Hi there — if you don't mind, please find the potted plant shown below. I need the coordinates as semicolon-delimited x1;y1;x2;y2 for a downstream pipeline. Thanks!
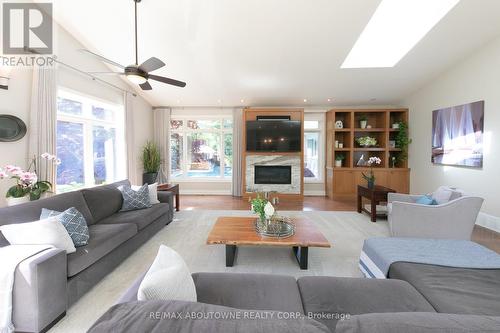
141;141;161;185
359;115;368;129
356;136;378;147
395;121;412;162
335;154;345;167
0;153;59;206
362;157;382;189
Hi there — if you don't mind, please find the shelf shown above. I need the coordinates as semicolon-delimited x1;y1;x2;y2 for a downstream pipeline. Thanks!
334;148;350;151
333;128;351;132
388;128;401;132
353;148;386;151
354;128;385;132
389;148;402;152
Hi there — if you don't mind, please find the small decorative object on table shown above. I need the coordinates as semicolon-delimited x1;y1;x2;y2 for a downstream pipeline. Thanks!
0;153;60;206
362;157;382;189
359;115;368;129
356;136;377;147
250;193;294;238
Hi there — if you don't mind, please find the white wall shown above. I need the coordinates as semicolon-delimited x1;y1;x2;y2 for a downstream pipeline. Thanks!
0;24;153;206
404;35;500;231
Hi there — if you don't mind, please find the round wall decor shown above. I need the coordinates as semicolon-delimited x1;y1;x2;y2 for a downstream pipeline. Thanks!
0;115;27;142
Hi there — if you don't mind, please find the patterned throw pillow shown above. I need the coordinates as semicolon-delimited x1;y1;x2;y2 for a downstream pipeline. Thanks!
40;207;90;247
119;184;152;212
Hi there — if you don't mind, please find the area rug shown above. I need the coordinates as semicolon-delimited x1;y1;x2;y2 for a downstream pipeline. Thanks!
49;210;389;333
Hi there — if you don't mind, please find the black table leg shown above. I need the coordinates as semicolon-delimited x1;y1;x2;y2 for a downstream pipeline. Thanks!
226;245;237;267
292;246;308;270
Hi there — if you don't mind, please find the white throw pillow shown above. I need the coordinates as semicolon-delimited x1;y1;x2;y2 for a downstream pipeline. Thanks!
137;245;197;302
0;217;76;253
132;183;160;204
431;186;453;205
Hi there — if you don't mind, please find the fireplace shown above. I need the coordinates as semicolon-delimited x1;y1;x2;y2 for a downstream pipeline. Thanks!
254;165;292;185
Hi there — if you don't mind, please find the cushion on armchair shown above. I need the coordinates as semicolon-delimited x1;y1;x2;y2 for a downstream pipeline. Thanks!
431;186;453;204
416;195;438;205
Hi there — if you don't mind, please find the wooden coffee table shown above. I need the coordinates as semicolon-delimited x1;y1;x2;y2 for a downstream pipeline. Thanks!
206;216;331;270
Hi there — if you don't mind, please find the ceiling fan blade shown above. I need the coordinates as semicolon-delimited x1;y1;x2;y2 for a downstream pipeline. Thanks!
149;74;186;87
79;49;126;69
88;72;124;75
139;81;152;90
139;57;165;73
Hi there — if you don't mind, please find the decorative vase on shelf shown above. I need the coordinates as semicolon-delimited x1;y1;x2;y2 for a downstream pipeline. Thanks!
334;160;342;167
6;195;30;206
360;120;368;129
367;179;375;189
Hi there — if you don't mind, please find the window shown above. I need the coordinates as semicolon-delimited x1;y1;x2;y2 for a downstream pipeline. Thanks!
56;89;125;193
170;117;232;180
304;115;325;182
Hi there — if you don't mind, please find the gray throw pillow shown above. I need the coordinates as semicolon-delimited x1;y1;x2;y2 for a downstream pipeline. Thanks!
119;184;152;212
40;207;90;247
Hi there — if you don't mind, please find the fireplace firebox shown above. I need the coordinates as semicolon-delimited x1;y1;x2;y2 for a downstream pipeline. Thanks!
254;165;292;185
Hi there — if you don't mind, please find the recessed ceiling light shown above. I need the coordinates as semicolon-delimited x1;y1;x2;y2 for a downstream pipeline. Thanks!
240;99;245;103
176;99;180;103
217;99;222;103
341;0;459;68
327;98;333;102
303;99;308;103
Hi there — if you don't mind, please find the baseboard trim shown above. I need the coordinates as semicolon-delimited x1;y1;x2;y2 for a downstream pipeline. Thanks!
304;190;326;196
476;212;500;233
179;190;232;195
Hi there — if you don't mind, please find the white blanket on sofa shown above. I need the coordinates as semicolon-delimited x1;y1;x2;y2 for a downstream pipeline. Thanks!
0;245;53;333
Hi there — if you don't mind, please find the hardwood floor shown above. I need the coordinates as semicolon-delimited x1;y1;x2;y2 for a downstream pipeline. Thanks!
180;195;500;253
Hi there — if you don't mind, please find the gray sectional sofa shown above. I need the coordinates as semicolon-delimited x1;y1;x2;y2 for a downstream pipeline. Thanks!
90;265;500;332
0;180;174;333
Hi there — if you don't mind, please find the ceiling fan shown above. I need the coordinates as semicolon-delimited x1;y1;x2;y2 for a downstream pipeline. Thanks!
81;0;186;90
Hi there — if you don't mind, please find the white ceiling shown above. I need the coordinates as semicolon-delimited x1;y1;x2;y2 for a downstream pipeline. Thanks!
52;0;500;107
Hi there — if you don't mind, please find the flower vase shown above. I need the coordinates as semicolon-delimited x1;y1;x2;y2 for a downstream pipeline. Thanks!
6;195;30;206
367;179;375;189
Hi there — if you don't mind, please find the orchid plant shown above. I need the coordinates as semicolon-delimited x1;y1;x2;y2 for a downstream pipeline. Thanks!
362;156;382;188
0;153;61;200
250;192;275;222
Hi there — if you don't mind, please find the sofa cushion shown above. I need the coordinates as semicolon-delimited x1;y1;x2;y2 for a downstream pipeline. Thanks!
81;180;130;223
192;272;304;314
67;223;137;277
119;184;152;212
0;190;94;226
88;300;330;333
298;276;435;332
389;262;500;316
98;203;169;231
41;207;90;247
335;313;500;333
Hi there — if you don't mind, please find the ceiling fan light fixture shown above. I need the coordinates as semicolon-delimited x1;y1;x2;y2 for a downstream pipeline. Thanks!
126;73;147;84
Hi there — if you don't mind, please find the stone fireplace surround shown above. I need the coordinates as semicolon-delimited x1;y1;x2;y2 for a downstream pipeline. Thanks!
245;155;301;194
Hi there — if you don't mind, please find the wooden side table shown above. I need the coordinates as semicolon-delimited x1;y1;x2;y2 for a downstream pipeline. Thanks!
357;185;395;222
157;183;180;211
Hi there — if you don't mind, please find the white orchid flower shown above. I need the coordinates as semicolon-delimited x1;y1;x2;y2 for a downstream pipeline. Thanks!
264;202;275;218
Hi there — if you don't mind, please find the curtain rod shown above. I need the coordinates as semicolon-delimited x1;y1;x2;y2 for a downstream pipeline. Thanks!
54;57;137;97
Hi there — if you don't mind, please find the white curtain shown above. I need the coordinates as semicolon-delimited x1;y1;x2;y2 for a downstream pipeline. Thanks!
29;67;57;187
154;107;171;184
232;108;243;196
124;92;137;184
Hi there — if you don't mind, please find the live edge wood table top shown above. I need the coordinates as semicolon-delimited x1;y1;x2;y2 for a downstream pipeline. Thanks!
206;216;331;269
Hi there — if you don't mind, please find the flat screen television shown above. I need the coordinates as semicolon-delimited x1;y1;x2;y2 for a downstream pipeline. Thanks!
246;120;301;152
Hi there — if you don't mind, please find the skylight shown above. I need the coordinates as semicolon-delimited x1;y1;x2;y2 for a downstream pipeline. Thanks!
341;0;460;68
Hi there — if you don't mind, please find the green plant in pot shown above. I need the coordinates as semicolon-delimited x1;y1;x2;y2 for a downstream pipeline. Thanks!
335;154;345;167
395;121;412;163
141;141;161;185
359;115;368;129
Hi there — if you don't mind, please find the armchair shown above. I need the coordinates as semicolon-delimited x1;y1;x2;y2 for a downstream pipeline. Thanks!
388;192;483;240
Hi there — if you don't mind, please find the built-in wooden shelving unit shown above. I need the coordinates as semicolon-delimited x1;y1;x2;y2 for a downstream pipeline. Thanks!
326;109;410;196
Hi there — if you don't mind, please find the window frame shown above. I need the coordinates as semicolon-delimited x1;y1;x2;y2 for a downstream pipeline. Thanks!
304;113;325;183
170;115;233;182
56;88;125;192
